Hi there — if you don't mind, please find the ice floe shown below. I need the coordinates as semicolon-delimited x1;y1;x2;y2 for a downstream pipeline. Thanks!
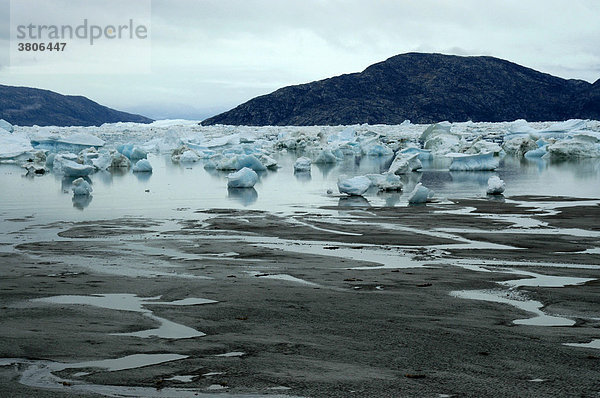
227;167;258;188
486;176;505;195
0;119;14;133
294;156;312;172
447;152;499;171
408;183;434;204
337;175;372;196
132;159;153;172
71;177;93;196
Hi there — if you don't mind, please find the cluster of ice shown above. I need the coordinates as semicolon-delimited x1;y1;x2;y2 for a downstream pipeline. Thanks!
447;152;499;171
408;183;434;204
503;119;600;160
486;176;506;195
2;117;599;207
227;167;258;188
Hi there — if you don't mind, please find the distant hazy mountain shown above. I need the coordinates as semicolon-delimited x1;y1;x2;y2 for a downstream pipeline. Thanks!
202;53;600;126
0;85;153;127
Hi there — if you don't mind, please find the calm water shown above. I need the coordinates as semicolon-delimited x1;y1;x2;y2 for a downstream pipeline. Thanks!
1;152;599;224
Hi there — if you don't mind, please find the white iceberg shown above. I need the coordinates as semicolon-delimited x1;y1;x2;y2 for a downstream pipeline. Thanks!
419;122;452;144
294;157;312;172
117;144;148;160
179;149;201;163
328;127;356;143
408;183;434;204
132;159;153;172
237;155;267;171
366;173;403;191
72;178;93;196
314;149;340;164
360;139;393;156
227;167;258;188
503;136;538;157
0;130;33;161
258;154;278;169
447;152;499;171
388;152;422;175
53;154;95;177
31;133;105;153
545;134;600;159
486;176;505;195
0;119;14;133
111;152;131;168
399;147;432;161
337;175;372;196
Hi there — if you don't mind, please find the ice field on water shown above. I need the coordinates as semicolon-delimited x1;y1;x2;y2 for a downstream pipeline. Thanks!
1;118;600;221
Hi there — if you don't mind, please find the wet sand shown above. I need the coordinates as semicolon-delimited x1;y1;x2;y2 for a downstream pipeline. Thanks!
1;196;599;397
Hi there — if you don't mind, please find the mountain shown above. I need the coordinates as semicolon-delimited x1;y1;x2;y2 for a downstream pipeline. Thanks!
0;85;153;126
201;53;599;126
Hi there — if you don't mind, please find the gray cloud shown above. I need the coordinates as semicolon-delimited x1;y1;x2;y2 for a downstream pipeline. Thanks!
0;0;599;119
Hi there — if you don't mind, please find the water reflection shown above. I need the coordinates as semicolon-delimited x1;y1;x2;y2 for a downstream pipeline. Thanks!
227;187;258;206
72;194;93;210
134;171;152;182
294;171;311;182
338;196;370;207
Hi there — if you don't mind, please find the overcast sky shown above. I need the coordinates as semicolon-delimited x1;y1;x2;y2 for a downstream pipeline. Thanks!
1;0;599;120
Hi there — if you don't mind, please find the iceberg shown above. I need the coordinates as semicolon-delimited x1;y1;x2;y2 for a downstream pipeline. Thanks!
72;177;93;196
399;147;432;161
236;155;267;171
503;137;538;157
227;167;258;188
337;175;372;196
0;130;33;161
388;152;422;175
53;155;95;177
294;157;312;172
258;154;278;169
419;122;452;144
179;150;201;163
366;173;403;191
0;119;14;133
31;133;105;153
328;127;356;143
545;134;600;159
408;183;434;204
117;144;148;160
314;149;340;164
447;152;499;171
111;152;131;168
486;176;505;195
132;159;153;172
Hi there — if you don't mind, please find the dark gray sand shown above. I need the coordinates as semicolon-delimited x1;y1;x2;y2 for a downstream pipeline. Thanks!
1;196;599;397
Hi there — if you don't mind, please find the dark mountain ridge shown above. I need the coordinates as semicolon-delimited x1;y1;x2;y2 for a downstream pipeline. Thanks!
202;53;599;126
0;85;153;127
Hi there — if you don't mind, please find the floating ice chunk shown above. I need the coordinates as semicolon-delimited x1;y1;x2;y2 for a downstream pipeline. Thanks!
447;152;499;171
388;152;422;175
328;127;356;143
399;147;432;161
0;130;33;161
117;144;147;160
524;145;548;158
237;155;267;171
366;173;403;191
111;152;131;168
424;133;461;155
503;136;538;157
464;138;503;155
486;176;505;195
132;159;153;172
227;167;258;188
92;150;112;170
545;134;600;159
258;154;278;169
294;156;312;172
72;178;93;196
505;119;539;139
540;119;587;134
337;175;372;196
216;155;239;170
179;150;201;163
0;119;14;133
205;133;240;148
360;140;393;156
408;183;434;204
419;122;451;143
31;133;104;153
53;155;95;177
314;149;340;164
